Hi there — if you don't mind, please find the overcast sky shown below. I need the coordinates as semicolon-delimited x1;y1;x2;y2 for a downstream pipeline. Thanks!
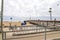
0;0;60;21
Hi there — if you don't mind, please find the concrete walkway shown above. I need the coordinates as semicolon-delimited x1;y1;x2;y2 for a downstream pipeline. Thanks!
6;31;60;40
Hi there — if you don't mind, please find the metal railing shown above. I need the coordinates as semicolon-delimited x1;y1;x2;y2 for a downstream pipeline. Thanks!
1;20;60;40
2;23;60;40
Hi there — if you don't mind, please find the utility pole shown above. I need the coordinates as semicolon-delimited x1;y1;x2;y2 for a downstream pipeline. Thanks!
1;0;4;40
49;8;52;20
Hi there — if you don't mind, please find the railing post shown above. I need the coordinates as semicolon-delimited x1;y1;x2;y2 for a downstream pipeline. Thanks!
53;19;56;30
3;32;6;40
47;21;48;26
54;21;55;26
43;22;46;40
40;21;41;26
45;26;46;40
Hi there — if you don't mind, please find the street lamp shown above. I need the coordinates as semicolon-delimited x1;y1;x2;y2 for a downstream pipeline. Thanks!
9;17;13;30
49;8;52;20
10;17;12;22
1;0;4;40
10;17;12;27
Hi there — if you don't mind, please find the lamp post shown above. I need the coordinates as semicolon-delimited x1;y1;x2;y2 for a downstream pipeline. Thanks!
9;17;13;30
49;8;52;20
1;0;4;40
10;17;12;27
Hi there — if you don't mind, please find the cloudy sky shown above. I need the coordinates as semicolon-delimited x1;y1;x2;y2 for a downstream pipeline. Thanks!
0;0;60;21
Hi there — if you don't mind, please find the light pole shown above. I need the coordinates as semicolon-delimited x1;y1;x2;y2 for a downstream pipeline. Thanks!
1;0;4;40
10;17;12;27
34;5;37;20
9;17;13;30
49;8;52;20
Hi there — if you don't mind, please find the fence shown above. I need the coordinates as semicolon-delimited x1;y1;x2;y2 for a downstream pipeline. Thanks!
2;20;60;40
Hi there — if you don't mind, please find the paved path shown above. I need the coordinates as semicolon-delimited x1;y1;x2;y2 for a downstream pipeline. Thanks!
6;31;60;40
